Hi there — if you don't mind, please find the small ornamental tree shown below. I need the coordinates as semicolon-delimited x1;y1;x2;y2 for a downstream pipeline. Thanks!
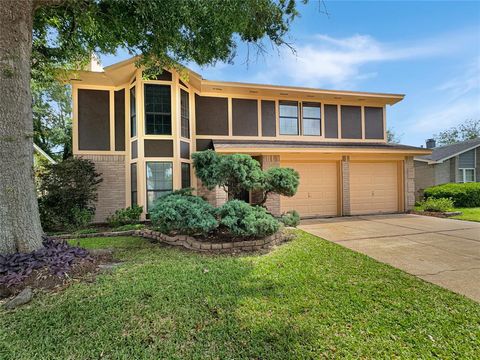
192;150;263;200
192;150;299;205
259;167;299;205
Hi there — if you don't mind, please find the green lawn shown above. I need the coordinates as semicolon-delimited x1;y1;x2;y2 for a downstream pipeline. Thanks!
1;232;479;359
451;207;480;222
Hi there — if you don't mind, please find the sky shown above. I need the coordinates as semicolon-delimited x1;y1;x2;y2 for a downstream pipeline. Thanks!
100;0;480;147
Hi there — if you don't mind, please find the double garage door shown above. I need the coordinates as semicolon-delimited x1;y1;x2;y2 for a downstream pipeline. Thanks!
281;161;400;217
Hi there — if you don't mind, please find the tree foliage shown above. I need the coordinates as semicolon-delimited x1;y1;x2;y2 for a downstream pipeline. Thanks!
33;80;72;160
33;0;301;83
38;158;102;231
433;119;480;146
0;0;301;253
192;150;299;204
386;128;401;144
260;167;299;204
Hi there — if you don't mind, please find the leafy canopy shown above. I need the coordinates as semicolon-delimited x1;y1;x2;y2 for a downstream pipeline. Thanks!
33;0;300;83
433;119;480;146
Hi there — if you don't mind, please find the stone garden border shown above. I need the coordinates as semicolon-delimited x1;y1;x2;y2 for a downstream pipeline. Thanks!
56;229;289;253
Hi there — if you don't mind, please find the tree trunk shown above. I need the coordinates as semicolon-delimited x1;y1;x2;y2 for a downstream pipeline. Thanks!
0;0;43;254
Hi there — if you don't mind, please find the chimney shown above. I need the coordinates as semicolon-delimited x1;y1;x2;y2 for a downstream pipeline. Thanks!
426;139;436;149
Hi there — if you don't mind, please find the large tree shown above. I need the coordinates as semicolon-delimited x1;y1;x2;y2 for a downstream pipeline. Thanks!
433;119;480;146
0;0;300;254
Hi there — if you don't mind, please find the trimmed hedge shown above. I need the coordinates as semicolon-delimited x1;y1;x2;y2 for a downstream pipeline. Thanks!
150;194;218;236
423;183;480;208
218;200;280;238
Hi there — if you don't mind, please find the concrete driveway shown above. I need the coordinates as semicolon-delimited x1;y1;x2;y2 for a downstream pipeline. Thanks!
300;214;480;302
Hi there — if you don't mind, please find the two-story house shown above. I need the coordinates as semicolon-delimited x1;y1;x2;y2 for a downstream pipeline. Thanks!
70;57;429;222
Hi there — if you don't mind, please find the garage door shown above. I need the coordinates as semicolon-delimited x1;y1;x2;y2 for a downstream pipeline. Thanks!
281;161;338;218
350;162;399;215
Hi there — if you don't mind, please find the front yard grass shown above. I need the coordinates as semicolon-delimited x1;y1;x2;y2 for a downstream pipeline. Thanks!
1;231;479;359
451;207;480;222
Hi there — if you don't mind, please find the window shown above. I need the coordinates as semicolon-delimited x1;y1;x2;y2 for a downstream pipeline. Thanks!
458;168;476;183
458;149;476;183
146;162;173;211
180;89;190;138
130;163;137;206
181;163;191;189
279;101;299;135
302;102;321;136
130;87;136;137
144;84;171;135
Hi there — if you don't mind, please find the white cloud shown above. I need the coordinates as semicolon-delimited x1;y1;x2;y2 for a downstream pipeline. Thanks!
250;30;476;88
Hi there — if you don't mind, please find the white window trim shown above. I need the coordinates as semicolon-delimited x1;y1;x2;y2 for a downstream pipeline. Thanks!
458;168;476;183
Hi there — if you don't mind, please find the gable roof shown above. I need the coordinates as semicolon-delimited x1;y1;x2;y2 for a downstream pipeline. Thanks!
415;138;480;164
70;56;405;106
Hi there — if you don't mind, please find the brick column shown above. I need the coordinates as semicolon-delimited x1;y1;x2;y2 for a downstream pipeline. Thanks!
77;154;126;222
404;156;415;210
260;155;281;216
342;156;351;215
196;179;227;207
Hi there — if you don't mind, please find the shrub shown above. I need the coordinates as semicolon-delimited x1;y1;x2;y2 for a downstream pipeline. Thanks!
150;194;218;235
218;200;280;238
279;210;300;227
0;237;90;287
38;158;102;231
424;183;480;207
107;205;143;227
417;197;454;212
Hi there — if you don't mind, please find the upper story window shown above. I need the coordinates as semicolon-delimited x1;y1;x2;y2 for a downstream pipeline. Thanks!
302;102;321;136
144;84;171;135
279;101;299;135
180;89;190;138
130;87;136;137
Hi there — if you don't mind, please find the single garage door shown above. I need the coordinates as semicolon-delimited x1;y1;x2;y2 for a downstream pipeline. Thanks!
281;161;339;218
350;162;399;215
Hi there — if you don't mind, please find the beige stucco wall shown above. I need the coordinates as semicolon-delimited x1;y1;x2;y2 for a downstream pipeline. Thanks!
77;154;126;223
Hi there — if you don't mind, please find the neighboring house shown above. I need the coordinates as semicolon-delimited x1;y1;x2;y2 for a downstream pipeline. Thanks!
70;57;429;222
414;138;480;198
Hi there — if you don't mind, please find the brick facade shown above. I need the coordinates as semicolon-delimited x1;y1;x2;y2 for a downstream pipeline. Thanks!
195;155;281;216
77;154;126;222
259;155;281;216
196;179;227;207
404;156;415;210
341;156;351;215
